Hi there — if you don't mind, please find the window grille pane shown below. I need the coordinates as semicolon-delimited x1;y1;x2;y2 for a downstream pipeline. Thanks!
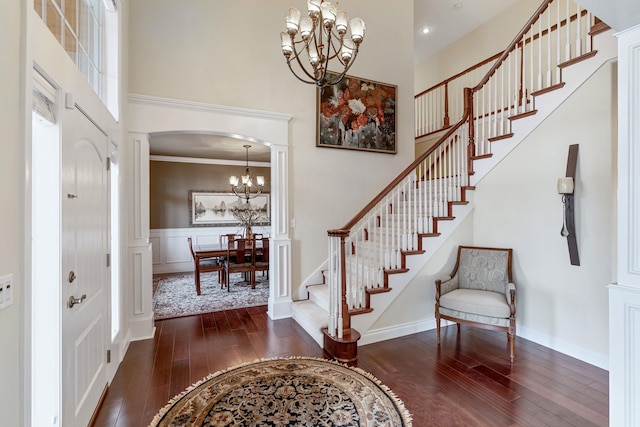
63;0;77;34
46;1;63;43
64;24;78;63
34;0;44;19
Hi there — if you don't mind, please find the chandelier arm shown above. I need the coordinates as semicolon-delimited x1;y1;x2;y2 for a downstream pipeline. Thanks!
287;35;324;84
287;58;321;85
323;46;360;86
325;31;345;62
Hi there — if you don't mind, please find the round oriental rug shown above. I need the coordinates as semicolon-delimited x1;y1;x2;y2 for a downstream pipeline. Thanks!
149;357;412;426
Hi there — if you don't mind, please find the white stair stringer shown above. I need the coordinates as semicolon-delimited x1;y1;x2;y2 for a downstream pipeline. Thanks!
350;201;474;343
291;29;616;348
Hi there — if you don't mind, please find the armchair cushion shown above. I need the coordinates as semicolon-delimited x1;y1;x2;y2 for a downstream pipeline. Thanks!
439;289;511;318
457;248;510;293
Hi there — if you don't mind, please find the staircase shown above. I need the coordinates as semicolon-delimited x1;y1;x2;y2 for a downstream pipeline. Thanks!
292;0;616;358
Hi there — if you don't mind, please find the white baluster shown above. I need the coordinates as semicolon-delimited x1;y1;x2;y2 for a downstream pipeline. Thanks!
576;5;582;57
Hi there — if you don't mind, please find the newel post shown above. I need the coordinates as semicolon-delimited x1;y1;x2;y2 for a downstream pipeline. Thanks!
327;229;351;331
464;87;476;175
324;229;360;365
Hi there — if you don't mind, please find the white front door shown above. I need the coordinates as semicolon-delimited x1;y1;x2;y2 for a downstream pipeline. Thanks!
61;106;109;426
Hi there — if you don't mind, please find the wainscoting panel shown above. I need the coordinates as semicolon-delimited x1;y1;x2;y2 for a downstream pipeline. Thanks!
151;227;270;274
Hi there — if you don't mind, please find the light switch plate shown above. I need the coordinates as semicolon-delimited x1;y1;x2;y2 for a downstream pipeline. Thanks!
0;274;13;309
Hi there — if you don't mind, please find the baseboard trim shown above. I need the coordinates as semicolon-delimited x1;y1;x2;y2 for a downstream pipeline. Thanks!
359;318;447;346
517;325;609;370
267;297;292;320
357;319;608;369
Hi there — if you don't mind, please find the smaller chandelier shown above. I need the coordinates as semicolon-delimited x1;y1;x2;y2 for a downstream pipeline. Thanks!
280;0;365;88
229;145;265;203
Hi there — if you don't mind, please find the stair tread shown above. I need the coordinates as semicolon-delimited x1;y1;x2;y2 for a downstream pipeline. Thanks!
292;300;328;327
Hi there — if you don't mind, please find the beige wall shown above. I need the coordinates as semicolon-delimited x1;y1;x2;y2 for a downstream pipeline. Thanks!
414;0;540;93
150;161;271;229
376;62;615;364
129;0;415;291
0;0;23;425
472;62;616;359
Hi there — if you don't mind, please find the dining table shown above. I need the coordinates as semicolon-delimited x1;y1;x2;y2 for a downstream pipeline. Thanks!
193;240;263;260
192;240;264;290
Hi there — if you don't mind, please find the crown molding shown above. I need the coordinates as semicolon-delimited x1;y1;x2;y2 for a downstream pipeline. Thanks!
128;94;292;123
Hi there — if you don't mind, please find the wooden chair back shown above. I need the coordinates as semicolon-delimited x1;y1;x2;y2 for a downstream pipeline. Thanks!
188;237;223;295
223;238;256;291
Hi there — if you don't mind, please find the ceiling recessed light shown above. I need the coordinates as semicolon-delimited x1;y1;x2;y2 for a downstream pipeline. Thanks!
453;2;464;9
421;27;431;35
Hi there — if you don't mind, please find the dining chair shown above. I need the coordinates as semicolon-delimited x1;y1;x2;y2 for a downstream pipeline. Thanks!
188;237;223;295
222;237;255;291
253;235;269;283
219;233;243;246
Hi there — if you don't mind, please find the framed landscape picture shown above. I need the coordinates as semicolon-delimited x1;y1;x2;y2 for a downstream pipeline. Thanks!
317;73;397;154
189;191;270;227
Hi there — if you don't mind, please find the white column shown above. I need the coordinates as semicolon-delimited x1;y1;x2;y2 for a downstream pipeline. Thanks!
125;132;154;340
268;142;292;319
610;24;640;427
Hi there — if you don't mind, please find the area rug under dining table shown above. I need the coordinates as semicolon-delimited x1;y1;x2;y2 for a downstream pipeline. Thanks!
153;272;269;320
149;356;412;426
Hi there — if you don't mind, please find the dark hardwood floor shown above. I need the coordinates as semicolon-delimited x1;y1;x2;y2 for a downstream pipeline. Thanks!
93;306;608;426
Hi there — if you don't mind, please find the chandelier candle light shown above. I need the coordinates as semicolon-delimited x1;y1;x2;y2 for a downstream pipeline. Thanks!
229;145;265;203
280;0;365;88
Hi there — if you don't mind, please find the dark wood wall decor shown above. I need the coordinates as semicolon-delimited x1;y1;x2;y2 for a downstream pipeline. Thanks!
562;144;580;266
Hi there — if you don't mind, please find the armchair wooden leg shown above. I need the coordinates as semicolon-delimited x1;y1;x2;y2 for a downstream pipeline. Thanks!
436;312;441;345
508;332;515;363
195;269;201;296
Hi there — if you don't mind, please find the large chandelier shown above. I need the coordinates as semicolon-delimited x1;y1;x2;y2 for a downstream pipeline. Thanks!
229;145;265;203
280;1;365;88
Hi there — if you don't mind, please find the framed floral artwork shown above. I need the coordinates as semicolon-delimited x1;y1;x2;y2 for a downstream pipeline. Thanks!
317;73;397;154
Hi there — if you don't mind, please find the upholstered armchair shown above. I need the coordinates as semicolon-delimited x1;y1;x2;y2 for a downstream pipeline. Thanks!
435;245;516;362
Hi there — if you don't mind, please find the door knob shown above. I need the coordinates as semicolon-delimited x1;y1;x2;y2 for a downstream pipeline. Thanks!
68;294;86;308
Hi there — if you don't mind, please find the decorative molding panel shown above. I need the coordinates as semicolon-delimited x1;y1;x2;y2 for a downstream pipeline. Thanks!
618;27;640;284
609;284;640;426
129;134;150;244
268;239;292;320
273;147;289;238
130;246;152;316
150;227;270;274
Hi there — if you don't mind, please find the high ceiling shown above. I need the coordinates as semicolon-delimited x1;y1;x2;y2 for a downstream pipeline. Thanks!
413;0;521;65
149;0;522;162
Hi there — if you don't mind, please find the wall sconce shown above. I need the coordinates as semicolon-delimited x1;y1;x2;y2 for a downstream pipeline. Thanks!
557;177;574;237
557;177;574;195
559;145;580;266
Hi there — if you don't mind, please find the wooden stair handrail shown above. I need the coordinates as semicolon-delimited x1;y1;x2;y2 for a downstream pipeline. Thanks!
414;51;503;98
473;0;553;92
335;92;473;233
335;0;585;238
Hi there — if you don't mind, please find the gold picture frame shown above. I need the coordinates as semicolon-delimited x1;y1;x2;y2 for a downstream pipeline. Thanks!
317;73;397;154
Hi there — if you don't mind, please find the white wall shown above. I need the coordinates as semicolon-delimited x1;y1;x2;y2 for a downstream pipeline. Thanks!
0;0;24;425
472;62;616;366
128;0;415;296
